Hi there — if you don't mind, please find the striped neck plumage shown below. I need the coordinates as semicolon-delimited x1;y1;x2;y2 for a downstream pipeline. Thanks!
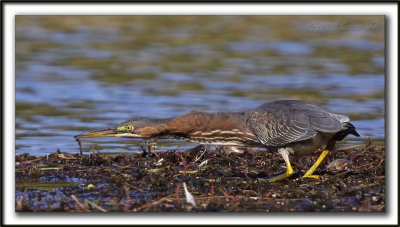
136;111;260;146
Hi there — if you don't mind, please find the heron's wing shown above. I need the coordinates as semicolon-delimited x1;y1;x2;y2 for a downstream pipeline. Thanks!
247;101;345;146
294;103;345;133
247;108;314;146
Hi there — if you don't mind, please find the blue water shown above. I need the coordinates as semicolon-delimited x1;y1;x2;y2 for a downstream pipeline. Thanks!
15;16;385;155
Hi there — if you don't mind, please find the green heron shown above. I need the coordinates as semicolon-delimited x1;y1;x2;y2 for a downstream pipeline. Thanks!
75;100;360;182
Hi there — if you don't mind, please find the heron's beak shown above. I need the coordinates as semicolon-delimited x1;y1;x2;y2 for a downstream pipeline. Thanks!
74;128;142;139
74;128;119;138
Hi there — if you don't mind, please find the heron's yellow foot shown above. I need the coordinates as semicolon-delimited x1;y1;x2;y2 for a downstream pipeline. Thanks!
269;148;294;182
269;165;294;182
302;149;330;180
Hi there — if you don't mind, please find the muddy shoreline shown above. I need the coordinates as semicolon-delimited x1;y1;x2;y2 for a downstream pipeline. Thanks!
16;144;385;212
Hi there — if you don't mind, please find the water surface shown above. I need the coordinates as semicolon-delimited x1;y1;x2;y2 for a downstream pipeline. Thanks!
15;16;385;156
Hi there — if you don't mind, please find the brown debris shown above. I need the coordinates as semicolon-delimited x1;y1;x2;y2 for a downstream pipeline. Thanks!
15;145;385;212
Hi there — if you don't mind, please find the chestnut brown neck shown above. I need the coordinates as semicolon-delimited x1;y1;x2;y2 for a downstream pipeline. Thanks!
135;111;259;145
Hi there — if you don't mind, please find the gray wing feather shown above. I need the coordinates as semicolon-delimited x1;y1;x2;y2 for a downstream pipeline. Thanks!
330;113;350;123
247;107;312;146
290;101;345;133
247;100;347;146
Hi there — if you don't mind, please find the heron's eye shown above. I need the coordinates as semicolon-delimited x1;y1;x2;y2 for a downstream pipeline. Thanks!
117;125;134;132
125;125;134;132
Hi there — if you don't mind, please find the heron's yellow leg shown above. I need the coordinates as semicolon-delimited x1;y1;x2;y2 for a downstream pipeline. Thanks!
269;149;294;182
302;149;330;180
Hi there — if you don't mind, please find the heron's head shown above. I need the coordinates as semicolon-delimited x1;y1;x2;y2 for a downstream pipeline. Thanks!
74;118;167;139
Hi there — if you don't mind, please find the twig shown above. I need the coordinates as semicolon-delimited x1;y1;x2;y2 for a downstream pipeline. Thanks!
194;146;207;162
86;200;108;212
338;141;374;151
175;184;182;203
219;188;236;200
124;185;132;212
135;194;175;211
125;182;145;193
75;138;83;155
71;194;90;212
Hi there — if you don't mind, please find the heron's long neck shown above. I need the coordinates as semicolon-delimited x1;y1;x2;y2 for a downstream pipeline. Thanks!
136;111;257;143
168;111;250;134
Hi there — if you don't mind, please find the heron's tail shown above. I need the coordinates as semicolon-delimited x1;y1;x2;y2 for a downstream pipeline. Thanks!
334;122;360;141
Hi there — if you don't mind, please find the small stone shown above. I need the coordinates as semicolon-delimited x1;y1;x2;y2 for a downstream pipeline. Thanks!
326;159;352;173
86;184;95;190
